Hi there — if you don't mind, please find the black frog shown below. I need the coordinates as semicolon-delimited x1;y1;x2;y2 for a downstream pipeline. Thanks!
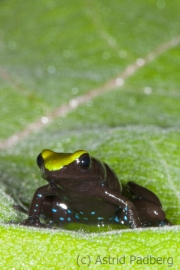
19;149;171;228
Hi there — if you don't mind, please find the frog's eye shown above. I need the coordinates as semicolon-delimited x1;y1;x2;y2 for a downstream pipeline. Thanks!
37;153;43;168
78;154;91;169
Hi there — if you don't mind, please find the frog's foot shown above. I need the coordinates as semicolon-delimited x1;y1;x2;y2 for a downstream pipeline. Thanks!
19;217;46;228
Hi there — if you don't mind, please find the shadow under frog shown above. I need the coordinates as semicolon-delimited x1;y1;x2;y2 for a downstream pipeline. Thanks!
16;149;171;228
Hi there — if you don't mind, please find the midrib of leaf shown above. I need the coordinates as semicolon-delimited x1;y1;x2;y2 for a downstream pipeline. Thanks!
0;35;180;150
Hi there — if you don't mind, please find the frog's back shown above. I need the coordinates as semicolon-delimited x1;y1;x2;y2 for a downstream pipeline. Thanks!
104;163;122;193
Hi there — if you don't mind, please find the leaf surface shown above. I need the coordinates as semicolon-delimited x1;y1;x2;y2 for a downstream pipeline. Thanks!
0;1;180;269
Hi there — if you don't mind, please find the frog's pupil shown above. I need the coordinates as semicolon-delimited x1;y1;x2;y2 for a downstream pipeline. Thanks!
79;155;90;167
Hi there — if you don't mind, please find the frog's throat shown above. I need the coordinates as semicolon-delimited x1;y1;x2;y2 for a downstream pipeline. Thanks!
41;149;88;171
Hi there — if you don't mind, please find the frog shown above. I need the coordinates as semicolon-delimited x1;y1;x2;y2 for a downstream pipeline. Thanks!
19;149;171;228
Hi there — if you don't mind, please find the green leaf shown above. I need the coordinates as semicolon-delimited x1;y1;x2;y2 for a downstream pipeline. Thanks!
0;0;180;269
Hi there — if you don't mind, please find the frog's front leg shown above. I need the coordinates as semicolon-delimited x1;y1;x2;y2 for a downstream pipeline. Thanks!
20;185;51;227
100;187;141;228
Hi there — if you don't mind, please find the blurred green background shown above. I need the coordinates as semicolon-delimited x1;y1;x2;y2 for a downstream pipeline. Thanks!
0;0;180;269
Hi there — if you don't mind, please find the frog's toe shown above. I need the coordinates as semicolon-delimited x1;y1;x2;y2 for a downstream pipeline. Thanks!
13;204;28;214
